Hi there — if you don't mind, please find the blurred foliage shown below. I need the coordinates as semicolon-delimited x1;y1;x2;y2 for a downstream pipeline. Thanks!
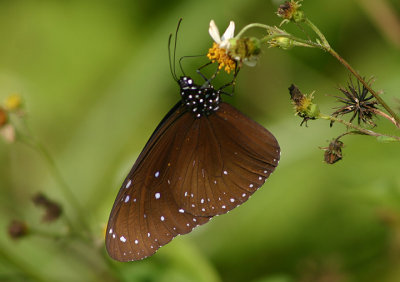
0;0;399;281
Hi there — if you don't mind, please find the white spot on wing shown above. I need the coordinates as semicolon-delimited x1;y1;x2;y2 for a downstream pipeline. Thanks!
125;180;132;188
160;216;165;221
134;240;139;244
179;209;185;213
155;171;160;178
155;192;161;199
223;170;228;175
124;195;130;203
120;236;126;243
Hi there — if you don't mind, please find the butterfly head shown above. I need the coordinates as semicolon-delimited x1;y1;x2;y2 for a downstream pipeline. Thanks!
178;76;196;90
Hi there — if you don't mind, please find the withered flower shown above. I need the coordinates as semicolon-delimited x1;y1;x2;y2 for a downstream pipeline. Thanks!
331;78;378;126
8;220;29;239
289;84;320;126
277;0;305;24
33;193;62;222
321;138;344;164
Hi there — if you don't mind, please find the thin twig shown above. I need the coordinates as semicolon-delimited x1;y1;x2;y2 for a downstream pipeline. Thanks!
319;113;400;141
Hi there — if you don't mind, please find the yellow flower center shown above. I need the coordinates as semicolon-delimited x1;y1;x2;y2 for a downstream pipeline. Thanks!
4;94;22;111
207;42;236;74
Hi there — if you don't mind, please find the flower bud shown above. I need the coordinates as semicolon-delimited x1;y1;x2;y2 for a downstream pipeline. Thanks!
268;36;294;50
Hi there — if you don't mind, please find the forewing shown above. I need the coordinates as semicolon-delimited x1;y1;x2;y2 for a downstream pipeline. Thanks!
106;104;211;262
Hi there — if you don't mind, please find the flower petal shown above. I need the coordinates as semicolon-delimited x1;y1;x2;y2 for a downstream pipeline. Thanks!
209;20;221;44
221;21;235;41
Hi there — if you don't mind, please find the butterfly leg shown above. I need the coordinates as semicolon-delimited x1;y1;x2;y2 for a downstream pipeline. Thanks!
219;67;241;96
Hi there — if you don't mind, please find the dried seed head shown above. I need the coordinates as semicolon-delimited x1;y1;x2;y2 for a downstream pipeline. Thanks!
277;0;305;23
331;78;378;127
321;139;344;164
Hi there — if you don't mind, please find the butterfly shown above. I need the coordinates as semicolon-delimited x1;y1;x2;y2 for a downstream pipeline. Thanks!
105;21;280;262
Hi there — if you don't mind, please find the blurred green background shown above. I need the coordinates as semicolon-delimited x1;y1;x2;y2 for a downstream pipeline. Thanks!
1;0;400;281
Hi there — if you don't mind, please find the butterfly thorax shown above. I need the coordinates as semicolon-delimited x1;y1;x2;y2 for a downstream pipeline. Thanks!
179;76;220;118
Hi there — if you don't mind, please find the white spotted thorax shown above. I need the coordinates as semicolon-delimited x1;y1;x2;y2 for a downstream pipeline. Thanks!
179;76;220;118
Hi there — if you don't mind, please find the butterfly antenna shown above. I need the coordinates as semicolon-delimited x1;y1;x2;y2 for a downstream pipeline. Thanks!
168;34;177;81
173;18;183;79
179;56;187;77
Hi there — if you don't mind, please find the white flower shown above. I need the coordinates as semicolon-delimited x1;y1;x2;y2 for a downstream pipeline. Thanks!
209;20;235;50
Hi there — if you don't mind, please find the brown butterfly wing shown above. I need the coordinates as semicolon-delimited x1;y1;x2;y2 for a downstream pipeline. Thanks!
106;102;280;261
171;102;280;216
106;104;211;262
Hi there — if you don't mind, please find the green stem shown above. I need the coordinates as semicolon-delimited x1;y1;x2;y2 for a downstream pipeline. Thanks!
16;122;93;240
304;18;330;48
319;113;400;141
260;33;321;49
236;23;321;50
235;23;273;39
